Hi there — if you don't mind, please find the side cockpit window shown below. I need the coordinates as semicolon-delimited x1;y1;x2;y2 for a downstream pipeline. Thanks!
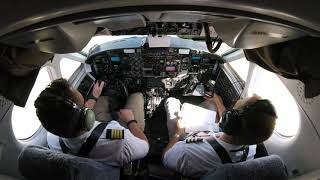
60;57;81;80
11;67;51;140
12;56;82;140
224;50;300;137
227;57;250;82
247;66;300;137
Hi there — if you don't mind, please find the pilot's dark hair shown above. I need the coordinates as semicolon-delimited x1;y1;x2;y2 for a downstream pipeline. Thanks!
34;78;81;138
237;99;277;145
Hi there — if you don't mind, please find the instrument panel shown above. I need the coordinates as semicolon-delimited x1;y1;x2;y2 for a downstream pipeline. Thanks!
88;47;219;79
82;47;222;116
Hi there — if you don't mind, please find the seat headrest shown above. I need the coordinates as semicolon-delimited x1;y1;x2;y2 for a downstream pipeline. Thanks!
201;155;288;180
18;145;120;180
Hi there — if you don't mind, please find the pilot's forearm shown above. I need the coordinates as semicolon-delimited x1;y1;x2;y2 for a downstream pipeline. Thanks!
84;99;96;109
162;136;179;157
128;122;149;144
215;100;226;119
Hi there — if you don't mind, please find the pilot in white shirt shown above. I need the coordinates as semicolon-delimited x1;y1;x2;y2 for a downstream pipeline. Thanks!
48;120;149;166
162;94;277;178
35;78;149;167
163;131;257;177
47;121;149;166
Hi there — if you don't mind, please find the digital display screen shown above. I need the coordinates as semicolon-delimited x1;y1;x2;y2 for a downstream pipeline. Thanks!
123;49;135;53
191;56;201;62
143;64;153;69
179;49;190;55
166;66;176;72
111;56;121;62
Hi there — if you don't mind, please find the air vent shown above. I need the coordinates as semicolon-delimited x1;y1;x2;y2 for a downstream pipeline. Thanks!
296;81;316;106
0;143;3;161
0;96;12;121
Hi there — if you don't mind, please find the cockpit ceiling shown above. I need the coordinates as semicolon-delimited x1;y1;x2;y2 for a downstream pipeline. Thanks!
0;11;309;54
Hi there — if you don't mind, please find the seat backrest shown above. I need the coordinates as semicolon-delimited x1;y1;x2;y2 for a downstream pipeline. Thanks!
18;145;120;180
200;155;288;180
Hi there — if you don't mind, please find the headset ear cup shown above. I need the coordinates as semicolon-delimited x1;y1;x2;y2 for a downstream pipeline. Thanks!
219;110;233;135
219;109;241;135
83;108;95;131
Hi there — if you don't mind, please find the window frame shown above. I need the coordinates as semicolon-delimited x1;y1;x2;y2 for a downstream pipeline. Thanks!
12;53;86;142
11;66;52;141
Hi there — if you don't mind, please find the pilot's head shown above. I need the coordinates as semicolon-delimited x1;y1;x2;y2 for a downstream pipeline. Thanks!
34;78;86;138
219;95;277;145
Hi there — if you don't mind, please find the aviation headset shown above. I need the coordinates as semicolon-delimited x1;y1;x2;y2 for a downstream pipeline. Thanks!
219;99;276;136
219;109;244;136
36;90;96;132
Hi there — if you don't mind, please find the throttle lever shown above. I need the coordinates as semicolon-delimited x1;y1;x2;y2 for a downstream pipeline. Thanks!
204;80;216;98
183;76;199;96
205;80;216;92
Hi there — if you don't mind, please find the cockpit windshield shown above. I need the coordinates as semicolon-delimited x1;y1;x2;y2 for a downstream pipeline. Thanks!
87;36;210;57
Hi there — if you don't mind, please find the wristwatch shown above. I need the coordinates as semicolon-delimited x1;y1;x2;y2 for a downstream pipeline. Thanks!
127;120;138;127
87;94;98;101
171;134;181;139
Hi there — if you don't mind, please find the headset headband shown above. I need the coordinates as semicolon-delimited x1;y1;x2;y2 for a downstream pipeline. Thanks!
40;91;81;110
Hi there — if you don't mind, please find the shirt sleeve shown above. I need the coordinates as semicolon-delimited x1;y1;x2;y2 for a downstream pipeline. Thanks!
247;144;257;160
120;129;149;164
47;132;62;152
163;142;190;173
163;141;222;178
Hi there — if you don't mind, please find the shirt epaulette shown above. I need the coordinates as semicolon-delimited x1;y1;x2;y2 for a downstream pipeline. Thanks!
186;136;203;143
106;129;124;139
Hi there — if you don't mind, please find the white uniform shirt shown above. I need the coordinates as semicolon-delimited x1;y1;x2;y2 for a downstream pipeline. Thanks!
163;132;256;178
47;121;149;166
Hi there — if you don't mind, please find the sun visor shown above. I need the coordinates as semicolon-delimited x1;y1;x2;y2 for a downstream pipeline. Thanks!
0;69;39;107
244;36;320;98
0;46;52;106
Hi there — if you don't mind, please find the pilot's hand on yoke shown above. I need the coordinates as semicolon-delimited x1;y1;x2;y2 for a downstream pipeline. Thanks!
119;109;135;123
